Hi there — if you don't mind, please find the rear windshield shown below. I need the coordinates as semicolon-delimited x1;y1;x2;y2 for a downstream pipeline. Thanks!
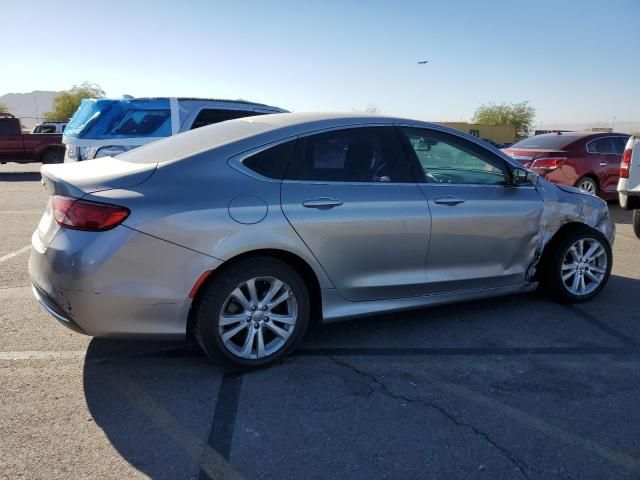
510;135;575;150
117;118;277;164
64;98;171;139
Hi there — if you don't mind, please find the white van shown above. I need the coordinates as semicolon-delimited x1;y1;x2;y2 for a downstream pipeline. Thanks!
618;136;640;238
63;97;287;161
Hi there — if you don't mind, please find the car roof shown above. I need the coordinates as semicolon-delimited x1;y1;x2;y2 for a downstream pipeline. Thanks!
118;112;512;166
124;97;285;111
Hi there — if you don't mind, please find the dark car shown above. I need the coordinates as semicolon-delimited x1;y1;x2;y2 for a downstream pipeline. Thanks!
502;132;629;200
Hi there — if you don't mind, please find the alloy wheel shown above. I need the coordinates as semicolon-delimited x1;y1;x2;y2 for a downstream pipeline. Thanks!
577;179;596;194
561;238;607;296
218;276;298;359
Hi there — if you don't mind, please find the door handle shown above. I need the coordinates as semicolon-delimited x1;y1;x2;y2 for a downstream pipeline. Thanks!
599;162;607;167
302;198;344;209
434;196;465;206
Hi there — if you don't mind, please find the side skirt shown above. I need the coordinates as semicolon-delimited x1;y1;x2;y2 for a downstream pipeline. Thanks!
320;283;538;323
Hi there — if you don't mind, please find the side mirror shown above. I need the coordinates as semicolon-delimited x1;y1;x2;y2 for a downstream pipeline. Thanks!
511;167;534;185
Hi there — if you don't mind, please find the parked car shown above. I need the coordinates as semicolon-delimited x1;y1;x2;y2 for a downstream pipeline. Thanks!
63;96;287;162
30;113;614;369
502;131;629;200
33;122;67;134
618;136;640;238
0;113;65;164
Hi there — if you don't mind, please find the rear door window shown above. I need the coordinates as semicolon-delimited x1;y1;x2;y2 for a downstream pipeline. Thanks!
190;109;263;130
285;127;415;183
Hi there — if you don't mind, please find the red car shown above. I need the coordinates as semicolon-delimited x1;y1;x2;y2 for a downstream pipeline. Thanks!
502;132;629;200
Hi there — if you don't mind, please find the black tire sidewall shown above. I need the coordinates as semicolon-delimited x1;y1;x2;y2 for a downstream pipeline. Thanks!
193;257;310;369
633;209;640;239
543;228;612;303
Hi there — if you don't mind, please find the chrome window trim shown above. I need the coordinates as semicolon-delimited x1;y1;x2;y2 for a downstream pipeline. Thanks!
586;135;629;155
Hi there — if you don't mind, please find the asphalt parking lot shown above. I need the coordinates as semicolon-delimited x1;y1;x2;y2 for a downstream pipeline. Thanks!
1;163;639;480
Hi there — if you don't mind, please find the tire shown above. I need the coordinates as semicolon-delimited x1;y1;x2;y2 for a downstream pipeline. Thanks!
193;257;310;369
576;176;598;196
42;149;64;164
539;226;612;303
633;209;640;239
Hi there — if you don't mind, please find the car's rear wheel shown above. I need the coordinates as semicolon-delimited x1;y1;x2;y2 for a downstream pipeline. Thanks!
576;176;598;195
633;209;640;239
193;257;310;369
539;227;612;303
42;149;64;164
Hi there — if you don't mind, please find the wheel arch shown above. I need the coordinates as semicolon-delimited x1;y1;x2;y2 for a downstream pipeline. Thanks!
38;145;65;163
534;221;602;281
186;248;323;337
575;174;600;191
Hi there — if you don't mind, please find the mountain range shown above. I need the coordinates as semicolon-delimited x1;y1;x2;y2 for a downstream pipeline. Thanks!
0;91;61;130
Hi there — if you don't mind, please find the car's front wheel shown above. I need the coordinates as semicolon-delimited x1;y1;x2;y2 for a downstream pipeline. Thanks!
193;257;310;369
539;227;612;303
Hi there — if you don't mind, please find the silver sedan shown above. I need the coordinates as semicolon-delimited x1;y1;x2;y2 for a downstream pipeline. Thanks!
29;113;615;368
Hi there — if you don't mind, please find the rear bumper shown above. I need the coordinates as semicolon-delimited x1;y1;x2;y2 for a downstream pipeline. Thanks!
618;178;640;210
28;225;222;339
31;284;87;334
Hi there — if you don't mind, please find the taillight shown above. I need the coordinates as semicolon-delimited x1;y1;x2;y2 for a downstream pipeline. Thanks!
51;195;130;231
620;147;632;179
530;157;567;172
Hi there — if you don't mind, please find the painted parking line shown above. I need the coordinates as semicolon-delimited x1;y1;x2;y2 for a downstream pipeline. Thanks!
0;286;32;299
0;350;86;361
0;245;30;263
0;210;43;214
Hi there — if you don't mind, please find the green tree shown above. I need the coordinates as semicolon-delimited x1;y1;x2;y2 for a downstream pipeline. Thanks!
0;101;9;114
44;82;105;121
472;101;535;139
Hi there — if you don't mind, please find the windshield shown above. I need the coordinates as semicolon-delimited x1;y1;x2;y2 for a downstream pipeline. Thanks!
510;135;575;150
64;98;171;139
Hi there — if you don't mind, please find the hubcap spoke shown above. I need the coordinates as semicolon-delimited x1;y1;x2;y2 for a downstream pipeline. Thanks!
562;269;577;282
265;322;291;341
268;290;291;309
246;278;259;305
219;314;247;326
222;322;249;342
230;288;252;311
256;328;265;358
240;327;256;357
268;313;297;325
261;279;283;306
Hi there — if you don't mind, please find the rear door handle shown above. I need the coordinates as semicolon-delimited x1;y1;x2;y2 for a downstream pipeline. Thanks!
302;198;344;209
434;196;465;206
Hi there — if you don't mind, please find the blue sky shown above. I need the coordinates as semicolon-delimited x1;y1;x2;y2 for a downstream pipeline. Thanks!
3;0;639;127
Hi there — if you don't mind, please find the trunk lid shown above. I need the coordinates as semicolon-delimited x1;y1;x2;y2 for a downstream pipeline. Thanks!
501;148;568;168
36;157;157;248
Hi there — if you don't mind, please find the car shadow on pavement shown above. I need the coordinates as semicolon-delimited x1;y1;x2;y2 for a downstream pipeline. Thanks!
83;339;225;479
81;274;640;479
0;172;42;182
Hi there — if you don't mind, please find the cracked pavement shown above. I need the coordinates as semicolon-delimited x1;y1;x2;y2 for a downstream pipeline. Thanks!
2;163;640;479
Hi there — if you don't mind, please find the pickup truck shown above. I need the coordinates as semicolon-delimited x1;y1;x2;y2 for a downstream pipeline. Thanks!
0;113;64;164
